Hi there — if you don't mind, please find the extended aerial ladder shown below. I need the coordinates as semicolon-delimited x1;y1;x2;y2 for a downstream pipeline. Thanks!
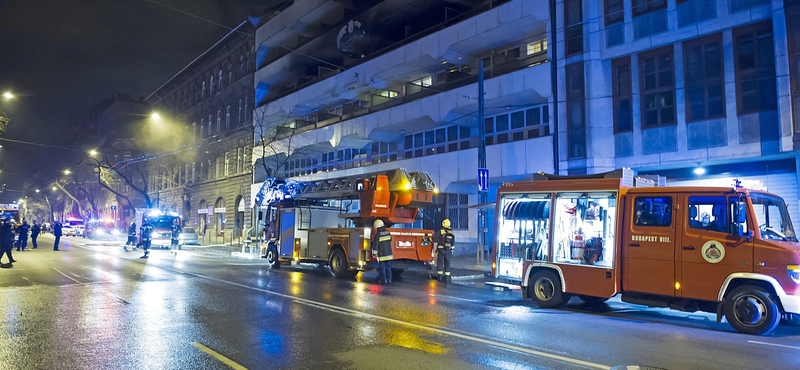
254;168;437;278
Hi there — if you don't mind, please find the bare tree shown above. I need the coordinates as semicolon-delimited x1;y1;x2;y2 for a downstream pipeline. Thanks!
92;155;154;209
0;109;9;135
252;105;312;179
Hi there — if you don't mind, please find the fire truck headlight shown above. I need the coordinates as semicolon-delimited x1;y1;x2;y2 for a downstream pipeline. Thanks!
788;265;800;284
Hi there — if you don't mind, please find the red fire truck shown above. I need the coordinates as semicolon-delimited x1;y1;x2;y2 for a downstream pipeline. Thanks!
492;169;800;335
256;168;436;278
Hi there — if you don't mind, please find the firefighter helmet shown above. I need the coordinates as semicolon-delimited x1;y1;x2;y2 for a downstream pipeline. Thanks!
374;219;384;228
442;219;451;228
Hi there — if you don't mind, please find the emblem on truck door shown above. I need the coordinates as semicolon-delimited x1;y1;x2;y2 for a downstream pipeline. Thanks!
701;240;725;263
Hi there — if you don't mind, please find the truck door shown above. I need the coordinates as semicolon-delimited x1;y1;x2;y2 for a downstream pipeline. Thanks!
679;194;753;301
623;194;676;296
278;209;296;259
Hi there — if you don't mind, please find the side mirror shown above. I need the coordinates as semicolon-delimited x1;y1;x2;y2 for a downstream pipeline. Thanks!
738;227;753;242
737;203;747;224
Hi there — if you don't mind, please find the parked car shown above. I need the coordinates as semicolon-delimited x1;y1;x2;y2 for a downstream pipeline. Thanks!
179;227;199;245
62;224;76;236
75;225;86;237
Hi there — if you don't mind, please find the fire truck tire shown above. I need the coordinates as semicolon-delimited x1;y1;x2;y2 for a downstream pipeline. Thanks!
265;246;280;268
391;268;404;277
723;285;781;335
329;248;355;279
579;295;609;305
529;270;569;308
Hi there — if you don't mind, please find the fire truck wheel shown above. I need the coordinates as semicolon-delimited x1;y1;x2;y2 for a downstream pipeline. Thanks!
329;248;352;278
265;246;280;268
578;295;609;305
724;285;781;335
529;270;569;308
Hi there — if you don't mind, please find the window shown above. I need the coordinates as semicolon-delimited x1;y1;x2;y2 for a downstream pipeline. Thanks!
526;38;547;55
200;119;205;138
210;75;215;95
612;57;632;133
684;35;725;122
216;111;222;133
677;0;716;27
226;106;231;129
633;0;665;16
564;0;583;56
192;122;197;142
632;0;667;38
605;0;624;46
208;115;213;136
552;193;618;267
566;62;586;158
605;0;624;25
730;0;770;13
218;70;223;92
411;76;432;87
202;81;206;99
734;22;777;115
238;99;243;124
639;47;675;128
688;196;728;233
224;152;230;176
377;90;398;98
633;196;672;227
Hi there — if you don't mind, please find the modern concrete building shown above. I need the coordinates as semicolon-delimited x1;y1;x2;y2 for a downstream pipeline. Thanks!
553;0;800;221
250;0;552;255
146;20;256;244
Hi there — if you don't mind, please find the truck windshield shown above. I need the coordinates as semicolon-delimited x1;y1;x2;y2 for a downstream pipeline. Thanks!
751;193;797;242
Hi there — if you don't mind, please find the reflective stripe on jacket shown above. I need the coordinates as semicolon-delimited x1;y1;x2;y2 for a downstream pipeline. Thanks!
434;227;455;250
371;227;393;261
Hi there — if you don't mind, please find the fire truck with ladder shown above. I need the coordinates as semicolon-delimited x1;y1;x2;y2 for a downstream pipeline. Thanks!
492;168;800;335
255;168;436;279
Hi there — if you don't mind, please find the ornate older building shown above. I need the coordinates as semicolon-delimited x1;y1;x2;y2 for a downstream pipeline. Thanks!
147;20;256;244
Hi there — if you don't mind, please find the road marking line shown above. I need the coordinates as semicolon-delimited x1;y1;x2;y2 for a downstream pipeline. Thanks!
53;268;82;284
192;273;610;370
748;340;800;350
103;292;130;304
428;293;484;303
191;342;248;370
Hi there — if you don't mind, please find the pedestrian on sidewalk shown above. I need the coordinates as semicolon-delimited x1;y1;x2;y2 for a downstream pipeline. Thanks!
53;221;62;251
31;221;40;249
16;220;30;252
434;218;455;282
140;220;153;258
371;219;393;284
0;218;15;264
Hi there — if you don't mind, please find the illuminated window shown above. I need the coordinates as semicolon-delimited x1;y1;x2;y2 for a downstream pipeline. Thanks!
411;76;432;87
526;38;548;55
377;90;398;98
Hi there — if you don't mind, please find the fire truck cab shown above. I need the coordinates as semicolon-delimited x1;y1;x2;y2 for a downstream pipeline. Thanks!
256;169;436;278
492;169;800;335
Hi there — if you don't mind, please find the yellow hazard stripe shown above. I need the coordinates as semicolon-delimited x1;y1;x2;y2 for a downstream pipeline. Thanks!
377;255;393;261
379;236;391;242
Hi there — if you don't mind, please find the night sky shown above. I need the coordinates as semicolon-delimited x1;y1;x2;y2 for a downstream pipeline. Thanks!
0;0;276;200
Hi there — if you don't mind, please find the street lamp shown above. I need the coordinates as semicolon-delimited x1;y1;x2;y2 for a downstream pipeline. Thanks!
51;186;56;191
64;169;71;175
89;149;98;156
35;189;40;193
151;112;162;121
2;92;14;100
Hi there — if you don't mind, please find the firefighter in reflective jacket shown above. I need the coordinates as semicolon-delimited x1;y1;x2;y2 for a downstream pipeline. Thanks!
434;219;455;281
371;219;393;284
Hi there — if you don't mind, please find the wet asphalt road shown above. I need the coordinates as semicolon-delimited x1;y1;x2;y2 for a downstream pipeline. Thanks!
0;235;798;370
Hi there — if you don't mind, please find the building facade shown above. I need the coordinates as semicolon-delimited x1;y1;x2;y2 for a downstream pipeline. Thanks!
250;0;552;255
554;0;800;221
147;20;256;244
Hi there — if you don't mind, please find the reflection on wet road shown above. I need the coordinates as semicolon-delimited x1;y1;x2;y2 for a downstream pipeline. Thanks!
0;235;798;369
